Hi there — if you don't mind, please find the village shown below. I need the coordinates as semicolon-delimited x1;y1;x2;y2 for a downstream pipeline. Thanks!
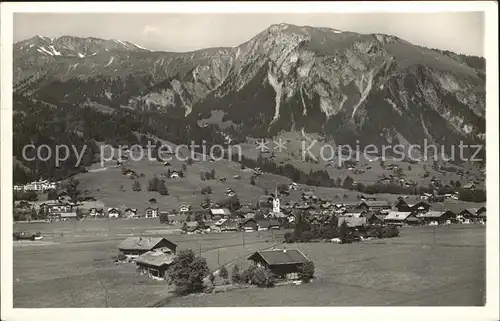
13;173;487;286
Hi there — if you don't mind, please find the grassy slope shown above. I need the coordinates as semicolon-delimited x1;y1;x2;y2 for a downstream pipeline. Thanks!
70;132;484;212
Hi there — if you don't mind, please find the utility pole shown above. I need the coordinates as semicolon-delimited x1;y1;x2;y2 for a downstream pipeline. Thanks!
217;248;220;265
242;231;245;248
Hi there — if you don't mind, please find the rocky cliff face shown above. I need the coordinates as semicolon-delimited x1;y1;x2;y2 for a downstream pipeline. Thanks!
13;23;485;148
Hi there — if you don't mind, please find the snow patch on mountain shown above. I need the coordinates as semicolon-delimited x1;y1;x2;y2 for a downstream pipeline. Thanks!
105;56;114;67
49;45;61;56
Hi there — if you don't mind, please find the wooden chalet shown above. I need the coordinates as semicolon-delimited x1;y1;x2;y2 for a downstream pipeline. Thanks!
248;249;310;280
117;237;177;259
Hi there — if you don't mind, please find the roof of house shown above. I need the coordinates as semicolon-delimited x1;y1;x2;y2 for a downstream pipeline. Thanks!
361;200;391;207
241;218;257;225
248;249;309;266
210;208;231;215
338;216;367;227
363;212;383;221
257;220;280;228
384;211;414;221
118;237;175;251
419;211;447;218
135;251;176;267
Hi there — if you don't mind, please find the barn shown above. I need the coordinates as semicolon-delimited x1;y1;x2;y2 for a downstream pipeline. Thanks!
248;249;310;280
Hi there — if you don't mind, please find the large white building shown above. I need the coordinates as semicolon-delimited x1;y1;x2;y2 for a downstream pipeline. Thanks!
15;180;57;192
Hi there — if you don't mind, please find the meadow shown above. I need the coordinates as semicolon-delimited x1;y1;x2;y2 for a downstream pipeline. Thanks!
13;220;485;307
13;219;286;308
169;224;486;307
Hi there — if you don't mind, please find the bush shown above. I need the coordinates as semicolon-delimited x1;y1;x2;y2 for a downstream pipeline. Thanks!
209;273;216;285
379;226;400;238
284;232;295;243
300;230;315;242
250;267;275;288
231;265;241;284
298;261;315;283
168;249;210;295
115;253;127;262
240;265;257;284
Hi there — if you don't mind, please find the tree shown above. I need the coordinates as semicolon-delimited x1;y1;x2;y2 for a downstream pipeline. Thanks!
66;177;80;202
200;172;205;181
132;180;141;192
159;211;169;224
157;180;169;195
182;163;187;172
251;267;275;288
47;189;58;200
209;273;216;286
148;177;159;192
201;196;211;209
250;176;256;185
240;265;257;284
298;260;315;283
301;230;315;242
408;165;412;171
219;266;228;281
210;169;216;179
342;176;354;190
339;220;349;244
168;249;210;295
284;231;295;243
231;265;241;284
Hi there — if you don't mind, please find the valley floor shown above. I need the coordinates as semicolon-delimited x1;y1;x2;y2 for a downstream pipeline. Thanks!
13;221;485;307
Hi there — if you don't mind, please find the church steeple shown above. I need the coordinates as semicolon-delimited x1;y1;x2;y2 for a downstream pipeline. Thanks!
273;185;280;213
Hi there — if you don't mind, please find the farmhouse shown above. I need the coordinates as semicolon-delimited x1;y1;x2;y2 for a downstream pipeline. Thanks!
384;211;419;226
301;191;318;202
108;208;120;218
257;220;280;231
419;211;456;225
210;208;231;220
118;237;177;259
462;183;476;190
240;218;258;232
394;199;412;212
124;208;138;218
363;212;384;225
145;206;159;218
135;250;176;280
410;201;431;213
47;203;77;221
248;249;310;280
89;207;104;218
358;200;391;211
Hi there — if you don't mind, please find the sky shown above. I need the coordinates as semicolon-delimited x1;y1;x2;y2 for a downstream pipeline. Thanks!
13;12;485;56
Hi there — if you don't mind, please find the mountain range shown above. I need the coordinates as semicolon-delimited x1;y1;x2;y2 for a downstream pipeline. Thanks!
13;23;485;152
